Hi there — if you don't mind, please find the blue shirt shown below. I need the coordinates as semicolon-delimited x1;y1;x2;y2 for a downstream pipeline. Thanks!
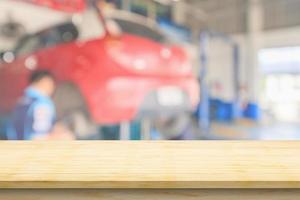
8;87;56;140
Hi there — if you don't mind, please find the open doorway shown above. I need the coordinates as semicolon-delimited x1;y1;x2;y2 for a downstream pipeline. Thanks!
259;46;300;123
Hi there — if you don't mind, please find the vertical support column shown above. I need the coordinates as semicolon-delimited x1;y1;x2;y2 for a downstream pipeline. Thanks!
121;0;131;11
233;44;241;120
147;1;157;21
120;122;130;140
247;0;264;103
198;32;210;135
141;118;151;140
172;0;186;25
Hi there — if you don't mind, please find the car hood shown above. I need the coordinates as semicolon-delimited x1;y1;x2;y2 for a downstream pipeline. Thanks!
20;0;86;13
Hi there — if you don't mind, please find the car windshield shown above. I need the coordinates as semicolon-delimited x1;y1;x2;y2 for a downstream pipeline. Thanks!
14;23;79;56
111;18;167;43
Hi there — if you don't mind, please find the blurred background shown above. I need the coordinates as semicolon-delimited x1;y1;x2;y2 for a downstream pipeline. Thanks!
1;0;300;140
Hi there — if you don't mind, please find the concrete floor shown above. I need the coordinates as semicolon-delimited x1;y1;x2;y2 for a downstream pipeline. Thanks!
2;115;300;140
209;121;300;140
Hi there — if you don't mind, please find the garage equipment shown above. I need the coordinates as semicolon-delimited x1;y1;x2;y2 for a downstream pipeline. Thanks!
197;31;241;135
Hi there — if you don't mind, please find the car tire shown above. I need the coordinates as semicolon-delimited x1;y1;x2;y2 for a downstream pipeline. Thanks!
53;83;98;139
63;110;99;140
153;114;194;140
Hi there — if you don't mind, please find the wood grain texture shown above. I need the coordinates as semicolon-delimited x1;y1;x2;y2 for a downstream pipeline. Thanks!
1;189;300;200
0;141;300;188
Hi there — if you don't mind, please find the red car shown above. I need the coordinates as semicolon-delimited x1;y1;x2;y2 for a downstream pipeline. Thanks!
0;1;199;137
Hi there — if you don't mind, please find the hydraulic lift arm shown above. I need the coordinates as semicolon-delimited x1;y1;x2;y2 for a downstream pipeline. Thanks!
17;0;110;36
20;0;86;13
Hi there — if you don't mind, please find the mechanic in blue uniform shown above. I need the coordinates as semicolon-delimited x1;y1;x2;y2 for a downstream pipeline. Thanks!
8;70;57;140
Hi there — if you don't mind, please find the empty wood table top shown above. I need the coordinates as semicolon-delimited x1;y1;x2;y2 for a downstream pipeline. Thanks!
0;141;299;189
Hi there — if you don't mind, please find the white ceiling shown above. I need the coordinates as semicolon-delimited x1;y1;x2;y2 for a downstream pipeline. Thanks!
183;0;300;33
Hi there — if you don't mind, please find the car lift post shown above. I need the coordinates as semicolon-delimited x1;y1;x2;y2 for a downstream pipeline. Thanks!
120;122;131;140
141;118;152;140
198;31;241;137
198;32;210;136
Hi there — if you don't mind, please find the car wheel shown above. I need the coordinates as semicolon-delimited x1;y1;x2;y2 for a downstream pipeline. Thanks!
153;114;194;140
53;83;98;139
63;110;99;140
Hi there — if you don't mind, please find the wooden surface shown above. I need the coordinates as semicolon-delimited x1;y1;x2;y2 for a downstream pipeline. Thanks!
0;141;300;188
1;189;300;200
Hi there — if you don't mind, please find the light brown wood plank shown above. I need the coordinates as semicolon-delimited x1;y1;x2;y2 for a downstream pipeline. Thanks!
1;189;300;200
0;141;300;188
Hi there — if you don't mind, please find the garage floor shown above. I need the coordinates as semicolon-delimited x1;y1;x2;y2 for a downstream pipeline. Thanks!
209;121;300;140
2;115;300;140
